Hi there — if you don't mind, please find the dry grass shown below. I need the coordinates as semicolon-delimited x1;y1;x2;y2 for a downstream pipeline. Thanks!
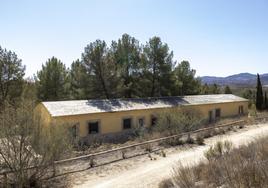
161;136;268;188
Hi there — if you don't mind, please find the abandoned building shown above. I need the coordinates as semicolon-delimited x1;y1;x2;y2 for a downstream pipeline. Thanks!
35;94;248;139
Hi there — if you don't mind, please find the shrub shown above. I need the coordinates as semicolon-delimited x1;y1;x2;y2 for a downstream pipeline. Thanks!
172;163;196;188
163;137;184;146
154;108;204;136
204;141;232;161
202;130;212;138
161;150;166;157
218;128;226;134
185;136;195;144
171;137;268;188
145;144;153;153
159;178;174;188
0;101;72;187
195;135;204;145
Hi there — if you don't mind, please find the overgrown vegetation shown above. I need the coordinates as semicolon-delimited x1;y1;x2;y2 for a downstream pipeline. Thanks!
0;100;72;187
160;137;268;188
154;108;204;136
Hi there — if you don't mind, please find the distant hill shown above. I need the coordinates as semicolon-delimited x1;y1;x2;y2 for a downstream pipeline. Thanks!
201;73;268;87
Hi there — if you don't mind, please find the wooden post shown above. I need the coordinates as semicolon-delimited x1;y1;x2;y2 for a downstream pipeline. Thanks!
121;150;126;159
52;163;56;177
89;157;95;168
3;173;7;187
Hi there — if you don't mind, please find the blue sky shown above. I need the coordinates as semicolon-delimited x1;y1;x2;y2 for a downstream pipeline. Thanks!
1;0;267;77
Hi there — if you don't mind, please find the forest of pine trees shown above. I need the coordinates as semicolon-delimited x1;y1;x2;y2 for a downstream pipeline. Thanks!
0;34;240;105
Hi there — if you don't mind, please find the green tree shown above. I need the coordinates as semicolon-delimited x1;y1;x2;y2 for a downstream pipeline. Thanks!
256;73;263;110
110;34;141;98
142;37;174;97
0;46;25;106
82;40;118;99
243;89;254;99
200;83;210;94
21;78;38;102
224;85;232;94
36;57;69;101
69;59;91;99
172;61;201;95
242;88;255;107
209;84;221;94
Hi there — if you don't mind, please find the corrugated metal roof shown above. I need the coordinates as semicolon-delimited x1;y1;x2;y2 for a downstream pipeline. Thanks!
41;94;248;117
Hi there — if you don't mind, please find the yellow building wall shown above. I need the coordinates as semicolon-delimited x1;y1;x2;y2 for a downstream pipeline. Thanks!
43;101;248;137
34;103;52;126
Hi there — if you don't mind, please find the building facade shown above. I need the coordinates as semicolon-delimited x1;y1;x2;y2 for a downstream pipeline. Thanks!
35;94;248;138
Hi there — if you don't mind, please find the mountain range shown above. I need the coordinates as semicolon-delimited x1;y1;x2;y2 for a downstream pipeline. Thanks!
201;73;268;87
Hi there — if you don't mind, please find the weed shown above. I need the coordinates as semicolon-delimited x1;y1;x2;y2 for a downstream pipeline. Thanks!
195;135;204;145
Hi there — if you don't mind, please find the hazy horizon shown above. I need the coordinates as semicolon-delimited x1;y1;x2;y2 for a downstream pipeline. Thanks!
1;0;267;77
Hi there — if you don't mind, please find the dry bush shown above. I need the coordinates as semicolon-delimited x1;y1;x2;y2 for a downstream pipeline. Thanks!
158;178;174;188
154;108;204;139
161;137;184;147
171;137;268;188
204;141;232;161
185;136;194;144
195;134;204;145
172;162;196;188
201;130;212;138
0;101;72;187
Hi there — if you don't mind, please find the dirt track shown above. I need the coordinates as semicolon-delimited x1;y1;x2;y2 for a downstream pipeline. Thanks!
71;123;268;188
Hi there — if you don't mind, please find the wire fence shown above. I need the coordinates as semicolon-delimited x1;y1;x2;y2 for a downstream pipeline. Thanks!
1;116;268;181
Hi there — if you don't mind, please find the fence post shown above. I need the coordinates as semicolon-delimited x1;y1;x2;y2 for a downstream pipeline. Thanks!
89;157;95;168
52;163;56;177
3;173;7;187
121;150;126;159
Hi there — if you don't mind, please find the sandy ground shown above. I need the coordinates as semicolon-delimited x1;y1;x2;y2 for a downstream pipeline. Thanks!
70;123;268;188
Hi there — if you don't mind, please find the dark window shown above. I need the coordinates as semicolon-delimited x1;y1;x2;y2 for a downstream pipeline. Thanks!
208;111;213;123
239;106;244;115
88;121;99;134
151;116;157;126
138;118;144;127
123;118;132;129
70;123;78;138
215;108;221;118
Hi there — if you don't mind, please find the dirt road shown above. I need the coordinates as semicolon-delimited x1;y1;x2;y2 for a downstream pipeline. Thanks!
71;123;268;188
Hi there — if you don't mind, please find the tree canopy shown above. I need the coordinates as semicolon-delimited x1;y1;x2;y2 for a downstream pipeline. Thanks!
61;34;201;100
1;34;204;102
224;85;232;94
0;46;25;106
36;57;69;101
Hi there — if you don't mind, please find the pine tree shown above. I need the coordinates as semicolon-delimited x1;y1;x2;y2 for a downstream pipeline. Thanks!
142;37;174;97
0;46;25;106
110;34;141;98
210;84;220;94
82;40;118;99
256;73;264;110
69;59;91;100
36;57;69;101
224;85;232;94
172;61;201;95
